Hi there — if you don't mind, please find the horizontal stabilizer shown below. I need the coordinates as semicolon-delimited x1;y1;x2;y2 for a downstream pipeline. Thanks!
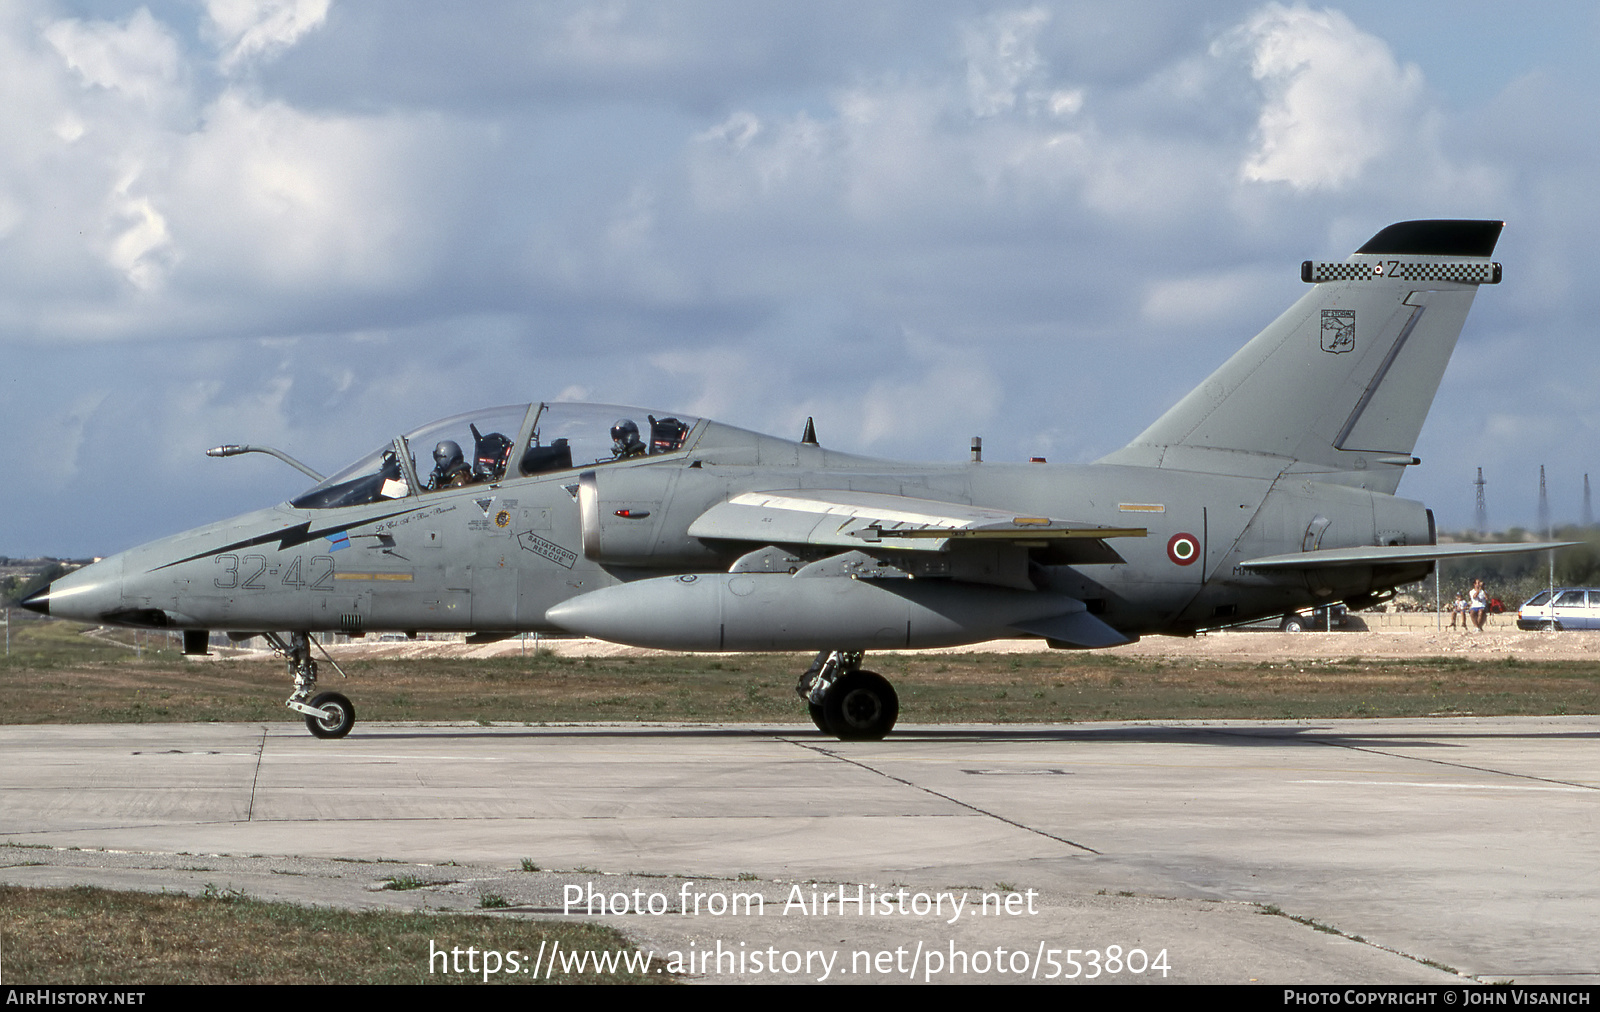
1237;541;1578;571
690;489;1144;552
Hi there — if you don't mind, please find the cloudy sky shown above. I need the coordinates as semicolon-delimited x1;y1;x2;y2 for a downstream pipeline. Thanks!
5;0;1599;557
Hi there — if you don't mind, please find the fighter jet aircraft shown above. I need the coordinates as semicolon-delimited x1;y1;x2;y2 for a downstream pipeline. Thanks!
24;219;1567;741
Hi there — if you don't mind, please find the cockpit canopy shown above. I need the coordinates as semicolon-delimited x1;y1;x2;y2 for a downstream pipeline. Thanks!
290;403;701;510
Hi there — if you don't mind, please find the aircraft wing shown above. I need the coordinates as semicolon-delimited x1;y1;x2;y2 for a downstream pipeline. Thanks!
688;490;1146;556
1237;541;1578;571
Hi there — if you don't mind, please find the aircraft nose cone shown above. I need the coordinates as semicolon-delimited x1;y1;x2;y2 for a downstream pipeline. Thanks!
19;584;50;616
28;556;125;623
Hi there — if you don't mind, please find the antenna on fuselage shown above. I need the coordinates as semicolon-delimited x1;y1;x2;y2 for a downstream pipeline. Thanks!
801;417;818;445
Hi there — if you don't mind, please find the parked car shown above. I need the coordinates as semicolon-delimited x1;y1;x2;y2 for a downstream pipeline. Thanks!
1517;588;1600;630
1280;604;1348;632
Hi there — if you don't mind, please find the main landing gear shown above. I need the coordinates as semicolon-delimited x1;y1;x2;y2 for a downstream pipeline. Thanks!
797;650;899;741
265;631;356;739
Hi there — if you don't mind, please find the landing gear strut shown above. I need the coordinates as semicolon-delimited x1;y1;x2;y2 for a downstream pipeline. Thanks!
266;632;356;739
797;650;899;741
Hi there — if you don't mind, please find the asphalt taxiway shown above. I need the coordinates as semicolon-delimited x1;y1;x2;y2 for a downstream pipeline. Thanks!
1;717;1596;984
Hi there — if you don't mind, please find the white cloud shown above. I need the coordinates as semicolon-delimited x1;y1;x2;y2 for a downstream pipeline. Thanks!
1140;267;1281;328
859;333;1002;448
697;111;761;150
207;0;330;73
106;187;175;290
171;93;426;289
37;390;108;486
0;2;495;332
964;6;1051;117
1047;89;1083;116
1224;3;1424;190
52;113;85;143
554;1;679;72
43;9;181;107
963;7;1089;124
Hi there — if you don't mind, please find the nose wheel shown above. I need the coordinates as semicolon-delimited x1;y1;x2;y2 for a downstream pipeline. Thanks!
304;691;356;739
267;632;357;739
798;650;899;740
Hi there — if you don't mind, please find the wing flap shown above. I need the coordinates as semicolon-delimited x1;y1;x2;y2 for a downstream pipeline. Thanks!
688;489;1145;553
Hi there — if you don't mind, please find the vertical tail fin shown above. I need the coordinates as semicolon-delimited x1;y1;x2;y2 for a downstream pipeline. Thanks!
1101;220;1503;493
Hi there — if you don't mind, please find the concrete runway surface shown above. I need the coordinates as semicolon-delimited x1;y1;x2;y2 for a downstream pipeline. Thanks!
1;717;1595;985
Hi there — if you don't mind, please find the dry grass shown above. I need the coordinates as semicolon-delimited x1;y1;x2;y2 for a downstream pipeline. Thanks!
0;884;667;984
3;619;1598;726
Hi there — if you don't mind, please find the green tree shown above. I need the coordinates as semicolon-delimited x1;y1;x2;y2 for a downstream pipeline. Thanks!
4;563;65;606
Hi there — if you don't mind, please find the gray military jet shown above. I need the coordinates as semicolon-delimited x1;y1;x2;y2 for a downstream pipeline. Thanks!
24;219;1567;741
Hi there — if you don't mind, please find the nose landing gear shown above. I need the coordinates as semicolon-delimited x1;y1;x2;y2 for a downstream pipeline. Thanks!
266;631;357;739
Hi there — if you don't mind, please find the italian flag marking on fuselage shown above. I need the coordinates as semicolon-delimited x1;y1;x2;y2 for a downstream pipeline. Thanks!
1167;532;1199;566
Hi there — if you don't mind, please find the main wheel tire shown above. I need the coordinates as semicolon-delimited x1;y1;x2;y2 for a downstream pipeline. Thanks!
823;671;898;741
808;702;833;735
305;691;355;739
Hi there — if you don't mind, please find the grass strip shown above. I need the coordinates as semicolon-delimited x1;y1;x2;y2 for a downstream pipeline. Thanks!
0;884;669;984
3;620;1598;725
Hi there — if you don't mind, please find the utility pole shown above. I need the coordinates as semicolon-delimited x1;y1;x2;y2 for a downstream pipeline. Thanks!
1538;464;1551;536
1541;465;1554;602
1474;467;1487;534
1584;474;1592;527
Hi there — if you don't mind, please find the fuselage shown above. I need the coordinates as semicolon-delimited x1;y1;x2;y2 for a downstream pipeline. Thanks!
34;411;1432;647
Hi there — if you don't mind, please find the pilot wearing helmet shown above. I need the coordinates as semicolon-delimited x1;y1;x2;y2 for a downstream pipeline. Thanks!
611;419;647;460
428;439;474;490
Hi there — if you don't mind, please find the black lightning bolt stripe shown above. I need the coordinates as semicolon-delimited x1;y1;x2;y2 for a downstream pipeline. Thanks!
152;506;424;571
